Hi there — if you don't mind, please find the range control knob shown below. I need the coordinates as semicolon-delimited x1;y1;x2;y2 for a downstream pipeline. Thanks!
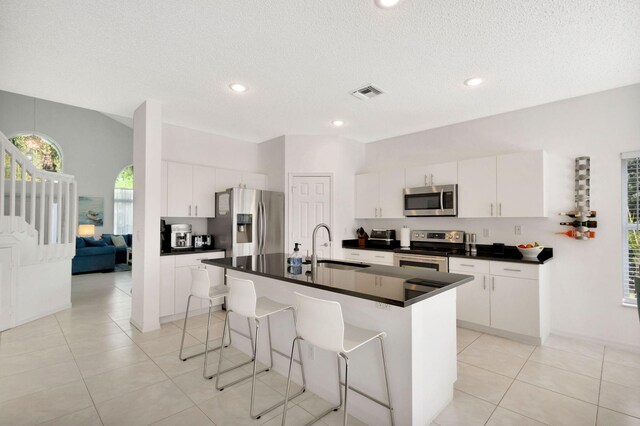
420;233;425;238
455;234;461;239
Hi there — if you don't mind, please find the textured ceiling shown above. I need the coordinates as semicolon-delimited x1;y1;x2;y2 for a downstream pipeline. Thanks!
1;1;638;143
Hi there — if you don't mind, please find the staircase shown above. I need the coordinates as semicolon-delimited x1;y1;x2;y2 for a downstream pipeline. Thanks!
0;130;77;330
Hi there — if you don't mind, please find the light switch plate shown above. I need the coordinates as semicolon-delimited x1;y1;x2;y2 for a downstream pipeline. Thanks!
514;225;523;235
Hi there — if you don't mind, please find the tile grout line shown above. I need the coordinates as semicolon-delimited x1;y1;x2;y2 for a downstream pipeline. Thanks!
49;313;105;426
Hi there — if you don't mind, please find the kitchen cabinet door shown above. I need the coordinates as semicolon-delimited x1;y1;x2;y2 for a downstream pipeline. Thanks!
355;173;379;218
452;271;490;327
405;162;458;187
242;172;267;190
159;256;175;317
167;162;193;217
497;151;546;217
457;156;497;218
378;169;405;218
192;165;217;217
161;161;168;217
215;168;243;192
490;275;540;336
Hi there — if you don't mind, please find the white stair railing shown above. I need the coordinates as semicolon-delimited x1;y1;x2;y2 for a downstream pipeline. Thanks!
0;131;77;261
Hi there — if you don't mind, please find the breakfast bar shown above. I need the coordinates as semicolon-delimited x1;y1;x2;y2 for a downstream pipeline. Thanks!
202;253;473;425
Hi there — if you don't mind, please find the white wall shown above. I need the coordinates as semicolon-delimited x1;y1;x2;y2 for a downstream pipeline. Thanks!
162;123;260;171
0;90;133;234
362;84;640;349
258;135;286;192
284;135;365;257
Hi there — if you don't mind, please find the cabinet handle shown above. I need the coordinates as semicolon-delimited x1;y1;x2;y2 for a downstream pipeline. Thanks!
483;275;486;290
492;276;495;291
490;203;494;216
195;205;198;216
374;207;378;217
350;253;360;256
375;255;385;258
189;205;192;216
504;268;521;272
424;174;428;186
460;264;475;267
379;207;383;217
498;203;502;216
430;173;434;186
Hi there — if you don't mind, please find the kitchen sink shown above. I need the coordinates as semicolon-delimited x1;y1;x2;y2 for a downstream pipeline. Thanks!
303;260;370;270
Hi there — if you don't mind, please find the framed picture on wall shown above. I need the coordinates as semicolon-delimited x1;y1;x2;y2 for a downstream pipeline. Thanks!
78;196;104;226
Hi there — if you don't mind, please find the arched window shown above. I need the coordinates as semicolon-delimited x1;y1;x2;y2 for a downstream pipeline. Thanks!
114;165;133;234
9;133;62;172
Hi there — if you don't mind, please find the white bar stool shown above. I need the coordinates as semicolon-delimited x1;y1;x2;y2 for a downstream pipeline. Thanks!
178;267;240;379
216;275;306;419
282;292;394;426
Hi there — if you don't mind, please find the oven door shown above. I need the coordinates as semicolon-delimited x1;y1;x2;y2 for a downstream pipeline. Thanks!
393;253;448;272
403;184;457;217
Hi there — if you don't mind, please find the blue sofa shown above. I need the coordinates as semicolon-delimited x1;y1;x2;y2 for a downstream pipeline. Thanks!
72;237;116;274
101;234;133;264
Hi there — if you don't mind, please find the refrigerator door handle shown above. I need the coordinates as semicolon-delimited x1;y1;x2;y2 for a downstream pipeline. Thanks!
262;201;267;253
257;201;263;253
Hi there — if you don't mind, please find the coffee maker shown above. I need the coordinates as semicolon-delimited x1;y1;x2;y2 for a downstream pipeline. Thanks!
169;224;193;251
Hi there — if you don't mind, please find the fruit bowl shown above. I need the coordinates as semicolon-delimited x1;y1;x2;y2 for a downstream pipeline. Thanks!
517;245;544;258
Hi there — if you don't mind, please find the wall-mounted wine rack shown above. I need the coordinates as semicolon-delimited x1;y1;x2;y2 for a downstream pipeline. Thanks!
558;156;597;240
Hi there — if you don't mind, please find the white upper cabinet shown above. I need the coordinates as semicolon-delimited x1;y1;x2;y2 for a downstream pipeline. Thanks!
242;172;267;190
166;161;216;218
192;165;217;217
378;169;405;218
355;173;379;219
458;151;547;218
215;168;267;192
497;151;546;217
161;161;168;217
167;162;194;217
405;161;458;187
355;170;405;219
458;156;497;218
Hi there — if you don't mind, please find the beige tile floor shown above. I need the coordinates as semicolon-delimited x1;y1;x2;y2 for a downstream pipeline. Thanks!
0;271;639;425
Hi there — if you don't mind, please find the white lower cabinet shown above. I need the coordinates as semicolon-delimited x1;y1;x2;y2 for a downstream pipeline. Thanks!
451;257;549;343
342;249;394;266
160;251;226;321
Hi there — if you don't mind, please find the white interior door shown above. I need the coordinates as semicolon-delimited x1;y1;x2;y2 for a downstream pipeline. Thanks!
290;176;332;260
0;248;13;331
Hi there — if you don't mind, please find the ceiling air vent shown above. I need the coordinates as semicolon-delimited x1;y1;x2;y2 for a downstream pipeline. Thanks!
351;84;384;101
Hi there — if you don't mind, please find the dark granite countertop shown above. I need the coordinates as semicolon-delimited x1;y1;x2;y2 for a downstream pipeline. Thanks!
449;246;553;265
201;253;473;307
342;240;553;265
161;248;226;256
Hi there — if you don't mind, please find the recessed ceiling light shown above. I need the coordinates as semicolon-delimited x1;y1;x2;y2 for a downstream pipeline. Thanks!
331;120;344;127
375;0;401;8
229;83;247;93
464;77;483;87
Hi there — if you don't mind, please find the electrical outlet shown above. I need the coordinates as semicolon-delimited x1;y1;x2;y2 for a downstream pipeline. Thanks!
375;302;391;310
308;345;314;360
483;228;490;238
514;225;523;235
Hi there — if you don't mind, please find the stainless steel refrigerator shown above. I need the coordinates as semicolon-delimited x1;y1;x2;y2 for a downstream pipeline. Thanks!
208;188;284;257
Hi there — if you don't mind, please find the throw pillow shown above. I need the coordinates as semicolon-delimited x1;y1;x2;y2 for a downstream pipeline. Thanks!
84;238;107;247
111;235;127;248
101;234;113;245
76;237;86;248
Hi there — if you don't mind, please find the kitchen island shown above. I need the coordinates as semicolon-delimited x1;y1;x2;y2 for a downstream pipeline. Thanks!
202;253;473;425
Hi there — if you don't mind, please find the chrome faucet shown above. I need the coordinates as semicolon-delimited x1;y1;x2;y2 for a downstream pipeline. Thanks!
311;223;332;270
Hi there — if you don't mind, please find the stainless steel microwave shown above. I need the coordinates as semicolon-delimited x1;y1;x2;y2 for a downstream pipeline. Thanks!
403;184;458;217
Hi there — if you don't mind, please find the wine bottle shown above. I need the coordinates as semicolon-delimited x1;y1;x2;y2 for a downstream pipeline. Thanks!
556;230;596;238
559;220;598;228
558;210;597;218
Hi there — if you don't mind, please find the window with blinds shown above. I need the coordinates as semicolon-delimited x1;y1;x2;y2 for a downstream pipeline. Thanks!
622;152;639;307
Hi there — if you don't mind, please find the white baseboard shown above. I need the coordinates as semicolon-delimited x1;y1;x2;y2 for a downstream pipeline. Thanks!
129;317;160;333
16;303;72;327
550;328;640;354
457;320;543;346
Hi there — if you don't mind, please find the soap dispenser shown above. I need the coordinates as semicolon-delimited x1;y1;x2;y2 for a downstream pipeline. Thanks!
288;243;302;266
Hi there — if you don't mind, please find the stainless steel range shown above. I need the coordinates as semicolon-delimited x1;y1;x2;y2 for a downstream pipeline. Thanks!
393;230;465;272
